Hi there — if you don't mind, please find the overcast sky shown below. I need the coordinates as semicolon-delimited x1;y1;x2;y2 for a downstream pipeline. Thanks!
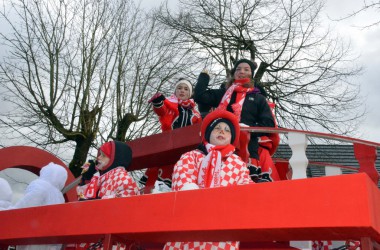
322;0;380;143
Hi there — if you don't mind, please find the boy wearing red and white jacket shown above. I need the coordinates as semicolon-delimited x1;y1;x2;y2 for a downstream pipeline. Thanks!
164;110;252;250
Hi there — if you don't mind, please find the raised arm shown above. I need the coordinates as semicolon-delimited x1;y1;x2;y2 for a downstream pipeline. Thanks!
194;72;225;110
149;93;168;117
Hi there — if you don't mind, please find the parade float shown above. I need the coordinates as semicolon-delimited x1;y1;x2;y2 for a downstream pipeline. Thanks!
0;123;379;250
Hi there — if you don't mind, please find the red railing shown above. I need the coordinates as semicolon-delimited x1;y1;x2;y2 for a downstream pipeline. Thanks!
1;125;380;250
240;127;379;184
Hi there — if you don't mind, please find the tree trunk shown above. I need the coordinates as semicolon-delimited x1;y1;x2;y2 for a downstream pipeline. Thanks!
69;136;94;177
254;61;268;84
115;113;138;142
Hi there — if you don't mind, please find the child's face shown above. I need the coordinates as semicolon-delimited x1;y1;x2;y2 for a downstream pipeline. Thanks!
96;150;110;170
175;83;191;101
234;63;252;80
209;122;232;146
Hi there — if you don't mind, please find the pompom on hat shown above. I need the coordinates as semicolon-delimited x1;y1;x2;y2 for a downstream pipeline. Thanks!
230;59;258;79
201;110;240;146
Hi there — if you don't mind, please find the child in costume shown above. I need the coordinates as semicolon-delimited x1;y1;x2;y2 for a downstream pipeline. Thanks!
74;142;138;250
164;110;252;250
6;162;68;250
142;78;202;193
78;141;139;199
10;162;67;209
194;59;280;182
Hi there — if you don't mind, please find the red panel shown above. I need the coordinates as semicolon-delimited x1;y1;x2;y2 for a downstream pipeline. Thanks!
127;123;201;170
0;173;379;246
0;146;77;202
274;161;290;180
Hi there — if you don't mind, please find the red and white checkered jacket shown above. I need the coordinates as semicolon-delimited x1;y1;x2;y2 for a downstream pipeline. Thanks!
172;149;251;190
164;149;252;250
97;167;139;199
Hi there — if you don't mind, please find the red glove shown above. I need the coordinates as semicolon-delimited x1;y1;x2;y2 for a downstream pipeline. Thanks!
148;92;165;104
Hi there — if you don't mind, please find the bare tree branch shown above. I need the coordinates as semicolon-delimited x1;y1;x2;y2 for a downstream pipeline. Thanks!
332;0;380;28
0;0;202;176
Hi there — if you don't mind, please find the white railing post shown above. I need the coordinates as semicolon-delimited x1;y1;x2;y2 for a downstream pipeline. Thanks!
325;166;342;176
288;132;309;179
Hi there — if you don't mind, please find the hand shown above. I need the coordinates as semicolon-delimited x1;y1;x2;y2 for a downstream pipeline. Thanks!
81;160;97;181
148;92;165;104
201;69;209;75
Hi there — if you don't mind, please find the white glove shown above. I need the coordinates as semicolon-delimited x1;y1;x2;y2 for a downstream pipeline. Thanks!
151;180;172;194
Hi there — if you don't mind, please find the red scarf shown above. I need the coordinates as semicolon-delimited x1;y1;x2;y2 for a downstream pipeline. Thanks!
84;172;100;199
218;78;254;120
167;94;195;109
198;143;235;188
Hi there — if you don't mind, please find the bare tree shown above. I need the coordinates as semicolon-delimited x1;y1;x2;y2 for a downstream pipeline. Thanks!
155;0;365;136
0;0;200;176
335;0;380;28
